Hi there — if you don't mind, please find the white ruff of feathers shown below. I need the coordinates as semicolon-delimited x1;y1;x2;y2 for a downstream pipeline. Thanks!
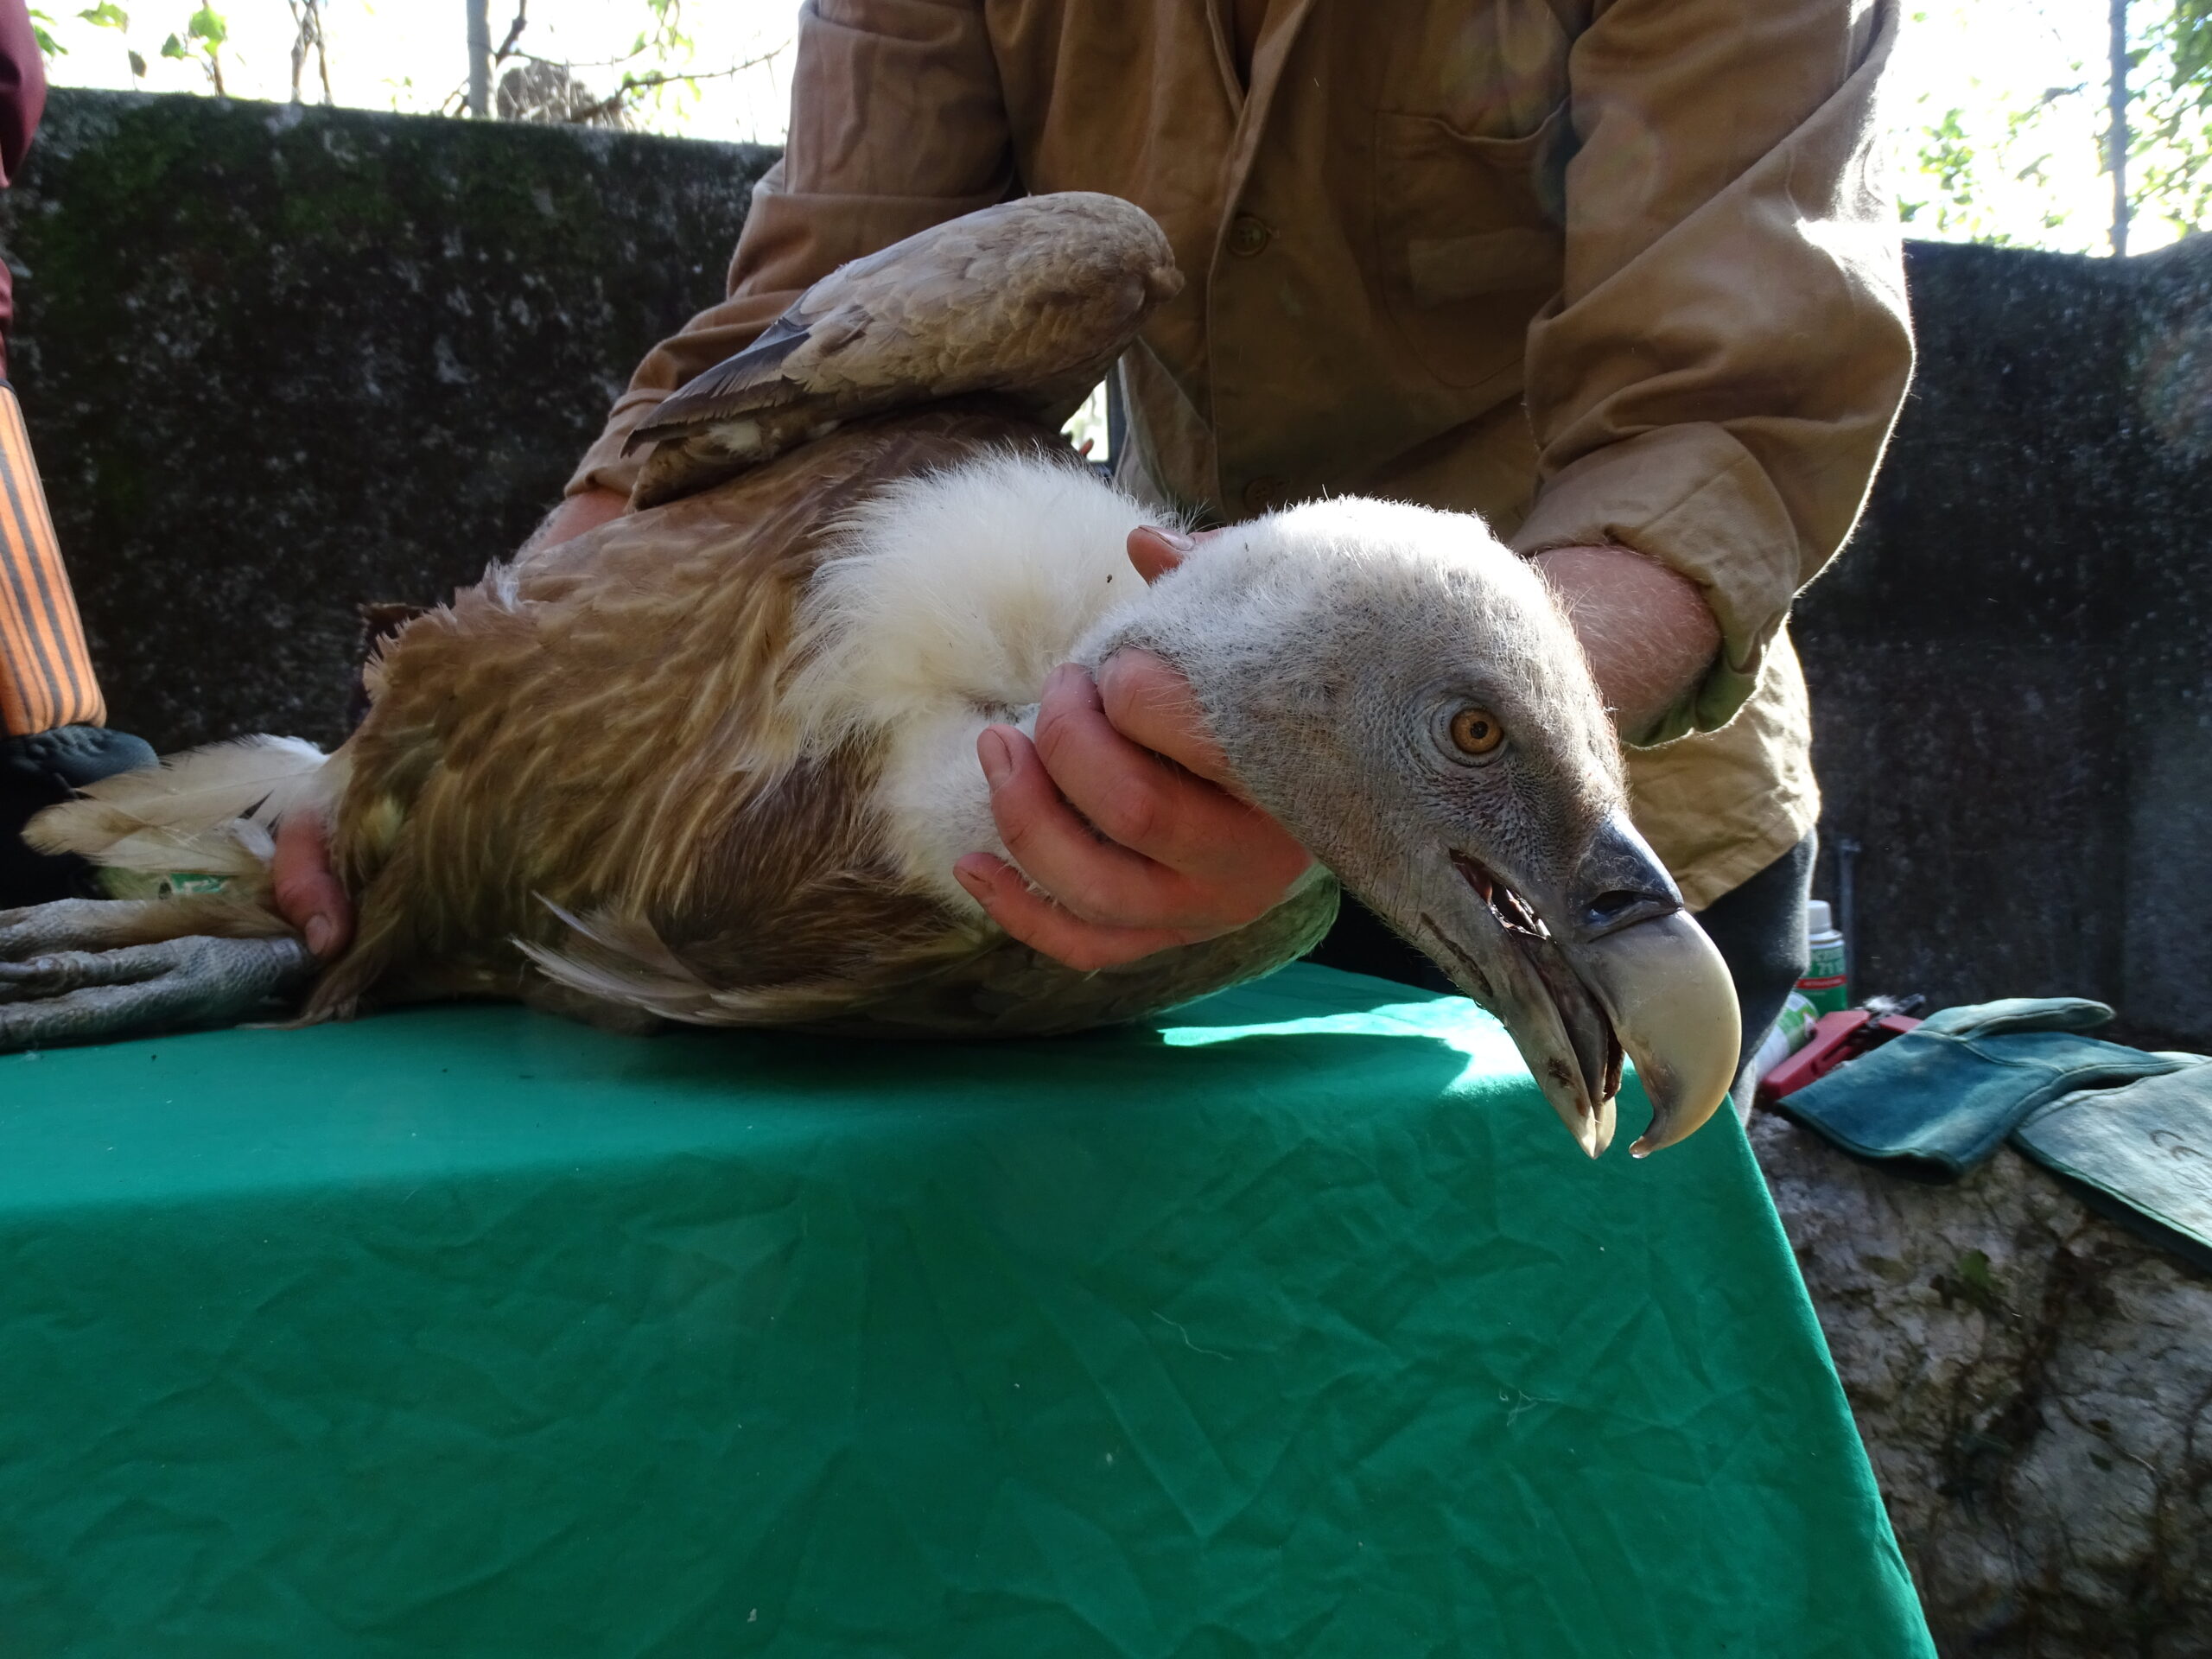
781;451;1177;911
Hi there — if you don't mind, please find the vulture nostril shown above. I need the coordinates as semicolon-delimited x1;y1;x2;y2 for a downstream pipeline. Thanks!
1588;890;1646;924
1582;888;1674;937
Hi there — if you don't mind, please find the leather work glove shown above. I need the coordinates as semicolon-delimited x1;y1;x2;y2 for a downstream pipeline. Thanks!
0;722;156;906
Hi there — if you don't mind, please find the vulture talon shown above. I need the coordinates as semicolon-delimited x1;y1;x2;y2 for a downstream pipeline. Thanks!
0;929;315;1053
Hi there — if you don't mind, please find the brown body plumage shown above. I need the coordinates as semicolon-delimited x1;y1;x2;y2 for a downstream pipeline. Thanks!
319;407;1321;1035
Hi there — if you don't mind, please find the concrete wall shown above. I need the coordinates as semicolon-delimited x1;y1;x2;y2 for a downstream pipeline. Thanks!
0;89;774;752
1;90;2205;1044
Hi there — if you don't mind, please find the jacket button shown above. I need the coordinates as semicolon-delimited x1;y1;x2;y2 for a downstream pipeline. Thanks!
1228;214;1273;257
1243;476;1288;514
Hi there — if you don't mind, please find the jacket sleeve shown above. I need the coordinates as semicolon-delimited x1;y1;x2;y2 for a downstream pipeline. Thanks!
568;0;1010;499
1506;0;1914;742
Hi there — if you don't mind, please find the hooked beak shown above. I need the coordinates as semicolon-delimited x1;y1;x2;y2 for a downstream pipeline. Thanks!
1400;813;1739;1159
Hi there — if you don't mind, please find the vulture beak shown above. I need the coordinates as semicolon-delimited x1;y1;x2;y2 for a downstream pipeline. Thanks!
1402;812;1740;1159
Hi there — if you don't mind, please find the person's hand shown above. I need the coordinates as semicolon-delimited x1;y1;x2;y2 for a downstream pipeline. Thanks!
951;526;1315;971
1529;543;1721;737
271;808;350;960
271;486;632;955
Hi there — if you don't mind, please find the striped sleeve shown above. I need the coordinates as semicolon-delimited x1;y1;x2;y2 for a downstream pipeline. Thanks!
0;381;104;734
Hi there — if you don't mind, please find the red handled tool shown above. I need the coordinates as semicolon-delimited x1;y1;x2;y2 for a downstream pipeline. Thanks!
1758;995;1925;1109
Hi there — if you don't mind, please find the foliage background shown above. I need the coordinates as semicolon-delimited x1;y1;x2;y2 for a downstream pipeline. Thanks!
1891;1;2212;253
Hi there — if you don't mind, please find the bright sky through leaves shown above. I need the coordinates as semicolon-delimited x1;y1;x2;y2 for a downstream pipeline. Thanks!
38;0;801;140
34;1;2208;255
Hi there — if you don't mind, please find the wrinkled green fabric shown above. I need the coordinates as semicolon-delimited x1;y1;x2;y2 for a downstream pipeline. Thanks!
0;963;1929;1658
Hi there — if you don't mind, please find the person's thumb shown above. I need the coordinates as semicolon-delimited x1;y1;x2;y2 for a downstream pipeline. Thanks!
270;811;353;960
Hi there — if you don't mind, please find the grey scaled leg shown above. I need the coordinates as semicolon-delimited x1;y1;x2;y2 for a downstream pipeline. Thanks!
0;899;316;1052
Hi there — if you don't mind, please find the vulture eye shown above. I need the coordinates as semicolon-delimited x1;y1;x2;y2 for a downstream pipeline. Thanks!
1449;707;1505;757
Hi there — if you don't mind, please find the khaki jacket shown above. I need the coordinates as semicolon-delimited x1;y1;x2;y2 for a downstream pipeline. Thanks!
570;0;1914;909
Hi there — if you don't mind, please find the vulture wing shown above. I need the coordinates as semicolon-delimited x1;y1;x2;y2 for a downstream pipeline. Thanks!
626;193;1182;507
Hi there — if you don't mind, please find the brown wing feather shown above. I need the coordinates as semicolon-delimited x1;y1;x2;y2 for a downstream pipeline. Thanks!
624;193;1180;506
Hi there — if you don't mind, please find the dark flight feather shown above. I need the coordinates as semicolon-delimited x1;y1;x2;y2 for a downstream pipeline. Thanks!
625;314;816;449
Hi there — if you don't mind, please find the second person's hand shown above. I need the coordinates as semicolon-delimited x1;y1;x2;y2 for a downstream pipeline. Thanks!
950;526;1317;971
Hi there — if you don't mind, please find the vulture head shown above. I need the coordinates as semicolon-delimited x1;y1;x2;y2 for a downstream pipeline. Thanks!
1092;498;1739;1158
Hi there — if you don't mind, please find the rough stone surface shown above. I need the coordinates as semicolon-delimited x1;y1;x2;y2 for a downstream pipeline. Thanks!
1752;1110;2212;1657
0;88;774;753
1796;238;2212;1048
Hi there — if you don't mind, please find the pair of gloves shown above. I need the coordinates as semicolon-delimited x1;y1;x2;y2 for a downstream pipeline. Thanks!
0;722;155;907
1780;996;2212;1272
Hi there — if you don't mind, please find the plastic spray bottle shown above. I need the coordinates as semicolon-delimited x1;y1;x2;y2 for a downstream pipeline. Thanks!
1798;899;1850;1015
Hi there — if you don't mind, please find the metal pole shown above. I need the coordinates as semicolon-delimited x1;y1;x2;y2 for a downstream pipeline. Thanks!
1834;836;1860;990
2110;0;2132;256
467;0;492;118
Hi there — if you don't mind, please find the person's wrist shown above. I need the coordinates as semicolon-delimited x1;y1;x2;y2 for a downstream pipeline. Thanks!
529;486;628;554
1529;543;1720;739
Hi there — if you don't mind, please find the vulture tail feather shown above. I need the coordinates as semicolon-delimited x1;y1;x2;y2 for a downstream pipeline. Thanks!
519;899;717;1021
26;734;338;871
522;899;901;1028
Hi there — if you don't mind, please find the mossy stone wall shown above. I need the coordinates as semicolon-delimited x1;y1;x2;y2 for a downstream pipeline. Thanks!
0;88;773;752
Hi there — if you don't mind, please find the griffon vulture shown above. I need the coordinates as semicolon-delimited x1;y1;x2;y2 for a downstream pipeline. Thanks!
0;194;1738;1158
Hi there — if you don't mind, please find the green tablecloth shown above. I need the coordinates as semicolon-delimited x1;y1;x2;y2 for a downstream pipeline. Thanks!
0;963;1930;1657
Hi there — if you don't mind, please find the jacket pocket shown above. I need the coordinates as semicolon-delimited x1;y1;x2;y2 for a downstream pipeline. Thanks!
1374;103;1568;390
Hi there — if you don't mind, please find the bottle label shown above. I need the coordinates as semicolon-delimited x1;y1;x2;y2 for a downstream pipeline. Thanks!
1798;935;1850;1014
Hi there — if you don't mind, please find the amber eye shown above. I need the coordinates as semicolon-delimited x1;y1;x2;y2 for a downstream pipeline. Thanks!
1449;707;1505;757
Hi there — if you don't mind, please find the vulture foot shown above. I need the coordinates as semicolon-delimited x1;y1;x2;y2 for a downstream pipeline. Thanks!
0;902;314;1052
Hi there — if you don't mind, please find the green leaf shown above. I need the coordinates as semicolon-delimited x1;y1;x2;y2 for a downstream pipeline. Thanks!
76;2;127;28
186;4;225;46
127;46;145;75
2177;0;2212;86
159;30;185;57
30;19;65;58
